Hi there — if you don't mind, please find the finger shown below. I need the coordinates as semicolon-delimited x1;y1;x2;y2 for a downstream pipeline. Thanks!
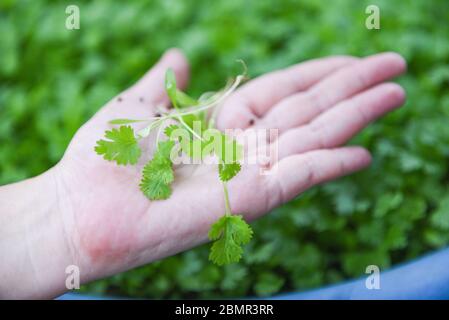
277;83;405;158
261;52;406;132
267;147;371;205
216;56;358;130
130;48;190;104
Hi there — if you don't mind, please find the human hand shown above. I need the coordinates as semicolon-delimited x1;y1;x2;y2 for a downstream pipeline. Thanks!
0;49;406;298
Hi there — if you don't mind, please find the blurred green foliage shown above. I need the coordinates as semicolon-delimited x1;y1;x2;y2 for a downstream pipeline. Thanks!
1;0;449;298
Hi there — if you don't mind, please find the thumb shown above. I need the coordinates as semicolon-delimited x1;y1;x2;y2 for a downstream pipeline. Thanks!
132;48;190;104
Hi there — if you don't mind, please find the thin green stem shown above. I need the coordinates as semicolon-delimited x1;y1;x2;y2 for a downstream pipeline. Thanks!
155;119;166;145
222;181;232;216
177;116;204;141
136;118;163;140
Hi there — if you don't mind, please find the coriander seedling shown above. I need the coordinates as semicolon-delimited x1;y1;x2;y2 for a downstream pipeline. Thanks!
95;63;252;265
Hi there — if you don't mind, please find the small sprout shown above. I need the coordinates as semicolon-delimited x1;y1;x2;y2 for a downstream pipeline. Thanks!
95;63;252;265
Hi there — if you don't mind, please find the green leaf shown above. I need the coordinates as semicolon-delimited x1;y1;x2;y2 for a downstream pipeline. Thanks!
94;125;141;165
219;162;241;181
221;265;248;290
246;242;277;264
374;192;404;218
139;140;175;200
164;124;180;138
176;89;198;108
165;68;178;109
208;215;253;266
424;228;449;248
342;250;390;277
430;196;449;230
165;68;198;109
155;139;176;159
181;113;205;134
254;273;285;296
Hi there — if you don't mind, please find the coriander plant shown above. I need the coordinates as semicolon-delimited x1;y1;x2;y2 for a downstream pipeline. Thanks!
94;64;253;265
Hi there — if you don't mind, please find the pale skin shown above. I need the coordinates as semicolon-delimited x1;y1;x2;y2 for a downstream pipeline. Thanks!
0;49;406;299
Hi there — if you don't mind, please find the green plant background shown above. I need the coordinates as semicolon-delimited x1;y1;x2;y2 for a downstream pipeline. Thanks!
1;0;449;298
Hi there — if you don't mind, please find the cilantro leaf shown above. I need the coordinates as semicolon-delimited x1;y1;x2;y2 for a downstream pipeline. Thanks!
181;113;206;134
139;140;175;200
165;68;198;109
219;162;241;181
165;68;178;109
216;133;242;181
430;196;449;230
155;139;175;159
94;125;141;165
164;124;180;138
176;89;198;107
208;215;253;265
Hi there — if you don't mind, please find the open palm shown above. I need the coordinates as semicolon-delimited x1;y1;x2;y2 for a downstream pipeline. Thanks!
55;49;406;281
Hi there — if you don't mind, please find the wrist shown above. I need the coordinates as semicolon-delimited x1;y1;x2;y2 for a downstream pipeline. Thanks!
0;167;78;299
